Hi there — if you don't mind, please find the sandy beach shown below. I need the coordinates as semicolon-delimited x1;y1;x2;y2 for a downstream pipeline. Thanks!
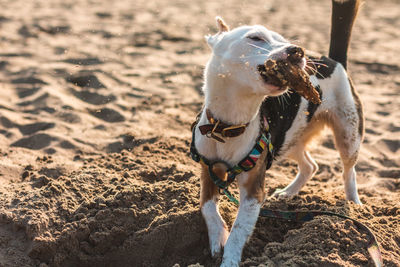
0;0;399;266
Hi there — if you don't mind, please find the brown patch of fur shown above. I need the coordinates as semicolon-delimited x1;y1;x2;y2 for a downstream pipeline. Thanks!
199;162;220;207
295;106;361;166
243;151;267;203
348;78;364;138
295;113;331;150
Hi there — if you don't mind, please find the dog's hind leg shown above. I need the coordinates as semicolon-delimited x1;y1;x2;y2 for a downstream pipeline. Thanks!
342;159;361;204
200;163;229;257
329;78;363;204
273;148;318;198
330;115;362;204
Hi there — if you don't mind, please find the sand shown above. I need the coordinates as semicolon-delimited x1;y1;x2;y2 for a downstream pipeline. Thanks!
0;0;399;266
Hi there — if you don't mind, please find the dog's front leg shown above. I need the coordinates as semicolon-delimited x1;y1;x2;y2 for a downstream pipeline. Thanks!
221;194;260;266
221;168;265;267
200;163;229;257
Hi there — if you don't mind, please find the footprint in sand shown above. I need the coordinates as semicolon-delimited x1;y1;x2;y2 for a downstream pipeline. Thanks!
388;123;400;132
63;57;103;66
379;139;400;153
11;77;47;85
33;23;70;35
67;73;105;89
0;116;15;128
89;108;125;123
15;87;41;98
58;140;76;149
11;133;56;150
0;116;16;138
0;60;8;70
57;111;81;124
1;116;55;136
378;169;400;179
95;12;112;18
18;122;55;135
0;129;13;138
70;88;116;105
18;25;37;38
376;111;390;116
17;93;49;107
365;127;380;135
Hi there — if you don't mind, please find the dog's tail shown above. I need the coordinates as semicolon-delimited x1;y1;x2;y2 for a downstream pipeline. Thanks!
328;0;361;69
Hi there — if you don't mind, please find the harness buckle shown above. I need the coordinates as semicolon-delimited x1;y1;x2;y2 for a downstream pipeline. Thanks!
205;121;226;143
208;160;230;189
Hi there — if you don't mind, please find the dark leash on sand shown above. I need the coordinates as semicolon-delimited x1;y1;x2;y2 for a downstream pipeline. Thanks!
190;119;383;267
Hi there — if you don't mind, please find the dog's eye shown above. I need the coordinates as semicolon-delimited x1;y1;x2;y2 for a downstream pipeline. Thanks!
248;36;264;42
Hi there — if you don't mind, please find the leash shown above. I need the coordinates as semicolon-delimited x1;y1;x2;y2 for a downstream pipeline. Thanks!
190;111;383;267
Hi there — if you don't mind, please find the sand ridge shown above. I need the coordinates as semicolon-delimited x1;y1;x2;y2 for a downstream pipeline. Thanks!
0;0;399;266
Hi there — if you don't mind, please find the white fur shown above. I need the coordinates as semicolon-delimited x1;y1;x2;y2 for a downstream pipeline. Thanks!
196;17;363;265
201;200;229;256
274;150;318;198
221;186;261;267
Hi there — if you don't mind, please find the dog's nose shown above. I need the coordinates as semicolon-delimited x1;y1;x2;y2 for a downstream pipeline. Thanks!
286;46;305;64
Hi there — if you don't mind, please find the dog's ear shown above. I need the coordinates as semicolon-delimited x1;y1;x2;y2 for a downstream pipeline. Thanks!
205;17;229;48
216;16;229;32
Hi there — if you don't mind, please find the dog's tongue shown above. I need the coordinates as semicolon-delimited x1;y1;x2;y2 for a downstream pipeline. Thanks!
264;58;321;105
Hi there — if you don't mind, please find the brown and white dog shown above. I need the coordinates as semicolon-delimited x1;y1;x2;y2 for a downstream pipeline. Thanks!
193;0;362;266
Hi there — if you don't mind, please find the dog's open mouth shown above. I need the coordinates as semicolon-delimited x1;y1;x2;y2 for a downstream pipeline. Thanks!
258;63;289;89
257;49;321;104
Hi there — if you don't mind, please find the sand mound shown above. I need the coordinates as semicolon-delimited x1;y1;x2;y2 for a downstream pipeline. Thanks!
0;0;399;266
0;139;211;266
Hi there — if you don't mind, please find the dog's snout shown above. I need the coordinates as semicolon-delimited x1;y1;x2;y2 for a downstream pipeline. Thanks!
286;46;305;64
286;46;304;57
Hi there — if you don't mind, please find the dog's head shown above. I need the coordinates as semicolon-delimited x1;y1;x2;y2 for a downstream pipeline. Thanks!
205;17;306;96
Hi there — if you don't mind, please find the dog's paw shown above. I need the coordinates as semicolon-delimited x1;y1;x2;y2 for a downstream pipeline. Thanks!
210;227;229;257
210;245;222;258
220;257;239;267
271;188;297;199
346;194;362;205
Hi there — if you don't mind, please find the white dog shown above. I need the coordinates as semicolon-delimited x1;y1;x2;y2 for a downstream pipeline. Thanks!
191;0;362;266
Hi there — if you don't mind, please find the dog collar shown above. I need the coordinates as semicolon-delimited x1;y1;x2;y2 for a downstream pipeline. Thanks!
197;109;250;143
